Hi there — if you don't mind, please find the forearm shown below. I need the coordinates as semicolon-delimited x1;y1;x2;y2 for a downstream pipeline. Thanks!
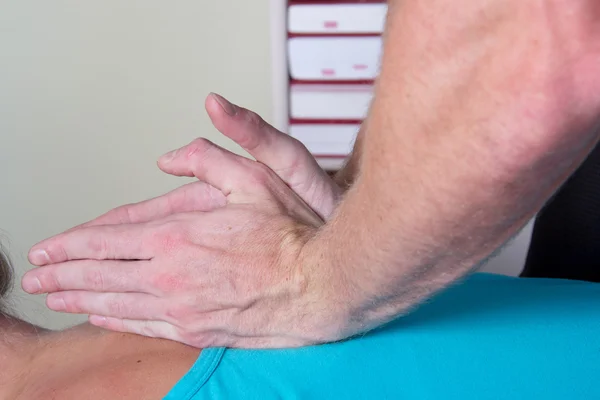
305;0;600;336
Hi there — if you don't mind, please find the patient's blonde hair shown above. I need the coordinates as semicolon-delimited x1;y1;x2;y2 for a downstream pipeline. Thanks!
0;249;12;312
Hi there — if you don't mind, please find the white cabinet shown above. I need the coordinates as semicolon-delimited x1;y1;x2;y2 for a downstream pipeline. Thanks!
288;3;388;34
271;1;386;169
289;124;359;156
290;84;373;120
288;37;382;81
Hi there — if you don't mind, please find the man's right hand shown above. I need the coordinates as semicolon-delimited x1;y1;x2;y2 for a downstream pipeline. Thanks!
204;93;343;220
78;93;343;230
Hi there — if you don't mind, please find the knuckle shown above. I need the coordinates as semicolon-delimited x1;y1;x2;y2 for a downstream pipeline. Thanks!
288;134;308;151
140;323;157;338
245;110;266;131
38;268;62;291
151;221;190;253
103;318;121;331
100;209;120;224
193;335;217;349
165;303;193;324
234;155;257;171
66;301;82;314
241;112;270;151
44;243;69;264
84;268;106;291
150;271;188;294
60;294;82;313
187;138;213;159
174;326;194;345
248;163;272;185
180;329;214;348
104;204;134;224
168;308;229;347
87;235;109;259
107;298;125;316
120;204;136;223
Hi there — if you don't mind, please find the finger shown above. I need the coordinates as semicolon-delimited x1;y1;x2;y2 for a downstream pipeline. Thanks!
67;182;225;231
205;93;339;218
205;93;322;184
28;223;151;266
22;260;152;294
46;291;165;320
158;137;259;195
89;316;182;342
90;316;239;348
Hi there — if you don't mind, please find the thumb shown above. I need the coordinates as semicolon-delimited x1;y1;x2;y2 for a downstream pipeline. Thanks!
205;93;324;183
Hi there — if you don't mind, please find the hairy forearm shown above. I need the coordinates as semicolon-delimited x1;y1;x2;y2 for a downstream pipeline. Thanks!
305;0;600;336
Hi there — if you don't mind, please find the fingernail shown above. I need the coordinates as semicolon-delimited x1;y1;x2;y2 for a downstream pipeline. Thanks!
47;296;66;311
22;277;42;294
211;93;238;116
29;249;50;265
160;148;179;163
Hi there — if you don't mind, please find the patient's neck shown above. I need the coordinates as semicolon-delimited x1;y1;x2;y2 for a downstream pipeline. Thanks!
0;314;113;396
0;313;47;337
0;313;200;399
0;313;47;358
0;314;49;393
0;314;114;368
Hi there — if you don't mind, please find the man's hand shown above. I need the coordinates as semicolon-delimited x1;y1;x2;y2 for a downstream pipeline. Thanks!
73;93;342;233
22;138;349;348
21;93;351;348
205;94;343;220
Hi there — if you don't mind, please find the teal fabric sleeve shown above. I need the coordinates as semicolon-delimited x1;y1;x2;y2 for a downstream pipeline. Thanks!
165;274;600;399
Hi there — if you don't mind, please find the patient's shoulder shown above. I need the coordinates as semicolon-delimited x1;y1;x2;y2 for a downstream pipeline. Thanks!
20;331;200;400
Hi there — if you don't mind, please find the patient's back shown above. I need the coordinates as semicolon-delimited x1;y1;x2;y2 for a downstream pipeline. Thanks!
166;274;600;399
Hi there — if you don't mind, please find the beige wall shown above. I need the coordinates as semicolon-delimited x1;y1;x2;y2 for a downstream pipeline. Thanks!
0;1;273;329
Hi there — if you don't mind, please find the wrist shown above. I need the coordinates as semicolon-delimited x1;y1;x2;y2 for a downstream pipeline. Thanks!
294;211;400;342
290;229;358;343
297;182;427;339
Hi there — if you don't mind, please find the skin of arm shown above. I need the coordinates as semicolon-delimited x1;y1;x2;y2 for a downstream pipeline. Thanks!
300;0;600;337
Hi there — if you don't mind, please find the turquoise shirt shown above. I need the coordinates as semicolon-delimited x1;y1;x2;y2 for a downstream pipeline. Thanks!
165;274;600;399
